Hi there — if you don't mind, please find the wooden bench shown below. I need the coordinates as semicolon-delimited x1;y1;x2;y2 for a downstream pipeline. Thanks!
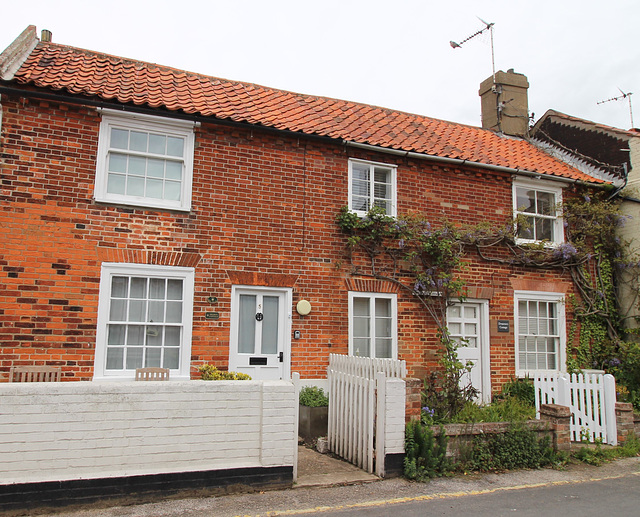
9;366;62;382
135;367;170;381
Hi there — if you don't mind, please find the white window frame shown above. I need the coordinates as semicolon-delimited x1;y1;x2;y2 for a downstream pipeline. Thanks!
348;159;397;217
514;290;566;377
513;179;564;245
95;109;195;211
348;292;398;359
94;263;195;381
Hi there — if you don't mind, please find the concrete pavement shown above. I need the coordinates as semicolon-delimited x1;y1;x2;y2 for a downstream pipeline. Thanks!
296;445;379;488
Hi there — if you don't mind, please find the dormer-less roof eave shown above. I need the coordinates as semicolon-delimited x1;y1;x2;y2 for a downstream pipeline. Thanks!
345;140;607;188
0;81;606;188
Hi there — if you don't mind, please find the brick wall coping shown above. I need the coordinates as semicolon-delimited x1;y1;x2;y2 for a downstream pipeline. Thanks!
539;403;572;418
430;420;549;437
615;402;634;413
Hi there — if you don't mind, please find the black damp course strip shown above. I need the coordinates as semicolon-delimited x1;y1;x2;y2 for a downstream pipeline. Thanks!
0;465;293;514
384;453;405;478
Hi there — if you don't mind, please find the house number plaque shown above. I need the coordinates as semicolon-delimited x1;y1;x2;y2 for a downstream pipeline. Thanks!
205;312;220;320
255;313;264;321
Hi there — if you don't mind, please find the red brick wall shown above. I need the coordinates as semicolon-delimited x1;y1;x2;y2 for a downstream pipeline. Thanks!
0;95;582;390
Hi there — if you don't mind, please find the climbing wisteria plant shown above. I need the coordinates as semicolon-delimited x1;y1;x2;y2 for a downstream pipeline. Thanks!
337;187;640;412
337;206;466;329
337;205;475;418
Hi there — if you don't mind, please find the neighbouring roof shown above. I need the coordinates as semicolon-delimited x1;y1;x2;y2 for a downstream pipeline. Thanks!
1;26;603;184
531;109;637;185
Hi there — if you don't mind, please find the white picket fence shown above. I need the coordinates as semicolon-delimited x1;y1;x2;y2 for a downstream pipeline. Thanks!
327;354;407;476
534;372;617;445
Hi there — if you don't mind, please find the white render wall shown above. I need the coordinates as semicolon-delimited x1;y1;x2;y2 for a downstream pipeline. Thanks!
383;378;406;454
620;136;640;330
0;380;296;484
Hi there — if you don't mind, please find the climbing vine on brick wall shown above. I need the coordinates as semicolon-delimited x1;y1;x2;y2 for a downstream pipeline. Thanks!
337;187;640;410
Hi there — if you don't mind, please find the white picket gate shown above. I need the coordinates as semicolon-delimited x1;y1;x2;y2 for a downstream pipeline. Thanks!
327;354;407;476
534;372;617;445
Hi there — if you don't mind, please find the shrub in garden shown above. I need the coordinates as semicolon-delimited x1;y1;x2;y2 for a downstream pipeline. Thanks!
496;377;536;407
299;386;329;407
404;420;451;481
448;397;536;424
573;433;640;466
198;364;251;380
607;341;640;411
458;425;555;472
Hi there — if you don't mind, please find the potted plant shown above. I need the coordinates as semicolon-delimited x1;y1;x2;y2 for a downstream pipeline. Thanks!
298;386;329;443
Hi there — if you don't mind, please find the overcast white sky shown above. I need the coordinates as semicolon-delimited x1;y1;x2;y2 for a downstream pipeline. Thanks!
2;0;638;130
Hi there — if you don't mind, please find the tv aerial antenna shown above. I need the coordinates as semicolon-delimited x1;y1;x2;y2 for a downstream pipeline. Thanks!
597;88;634;128
450;17;496;81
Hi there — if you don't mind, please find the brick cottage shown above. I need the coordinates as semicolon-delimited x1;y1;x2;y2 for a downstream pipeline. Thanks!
0;26;606;400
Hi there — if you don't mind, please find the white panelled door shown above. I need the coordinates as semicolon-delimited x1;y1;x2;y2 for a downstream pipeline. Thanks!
447;300;491;403
229;286;291;380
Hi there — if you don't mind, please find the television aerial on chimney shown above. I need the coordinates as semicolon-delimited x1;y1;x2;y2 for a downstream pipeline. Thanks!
597;88;634;128
450;17;496;82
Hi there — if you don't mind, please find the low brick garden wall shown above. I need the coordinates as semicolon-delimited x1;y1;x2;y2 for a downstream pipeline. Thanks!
428;404;569;459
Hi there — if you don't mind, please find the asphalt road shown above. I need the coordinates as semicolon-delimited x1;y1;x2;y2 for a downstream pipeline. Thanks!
43;457;640;517
315;472;640;516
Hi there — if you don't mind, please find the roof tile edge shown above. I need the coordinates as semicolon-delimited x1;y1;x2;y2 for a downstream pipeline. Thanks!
0;25;39;81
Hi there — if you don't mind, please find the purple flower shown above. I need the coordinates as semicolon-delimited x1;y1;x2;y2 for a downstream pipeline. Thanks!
422;406;435;417
553;243;578;260
616;215;628;228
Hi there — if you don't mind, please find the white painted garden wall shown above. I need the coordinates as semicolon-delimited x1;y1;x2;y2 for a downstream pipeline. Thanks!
379;378;406;455
0;380;296;485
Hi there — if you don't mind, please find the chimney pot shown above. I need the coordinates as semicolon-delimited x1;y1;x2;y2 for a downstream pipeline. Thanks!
41;30;52;42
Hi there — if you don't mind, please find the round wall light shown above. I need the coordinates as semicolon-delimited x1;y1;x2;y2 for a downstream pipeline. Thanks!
296;299;312;316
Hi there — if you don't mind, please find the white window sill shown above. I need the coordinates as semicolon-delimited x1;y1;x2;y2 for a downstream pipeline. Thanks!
515;238;563;248
516;369;564;379
94;195;191;213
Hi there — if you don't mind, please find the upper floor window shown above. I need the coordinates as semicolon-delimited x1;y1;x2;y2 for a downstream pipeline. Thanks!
95;110;195;211
94;263;195;380
513;180;563;244
349;159;397;217
348;292;397;359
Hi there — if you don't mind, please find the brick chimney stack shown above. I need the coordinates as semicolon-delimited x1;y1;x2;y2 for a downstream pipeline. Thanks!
479;69;529;137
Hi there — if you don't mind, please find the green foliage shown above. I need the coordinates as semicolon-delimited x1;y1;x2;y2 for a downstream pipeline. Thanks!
573;434;640;466
338;206;476;421
421;350;478;423
336;206;467;325
495;377;536;407
458;426;555;472
448;397;535;424
298;386;329;407
561;191;640;409
337;191;640;414
198;364;251;380
607;341;640;411
404;420;451;480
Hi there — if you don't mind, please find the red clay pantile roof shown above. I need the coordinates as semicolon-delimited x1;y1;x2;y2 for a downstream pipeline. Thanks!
5;35;602;183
